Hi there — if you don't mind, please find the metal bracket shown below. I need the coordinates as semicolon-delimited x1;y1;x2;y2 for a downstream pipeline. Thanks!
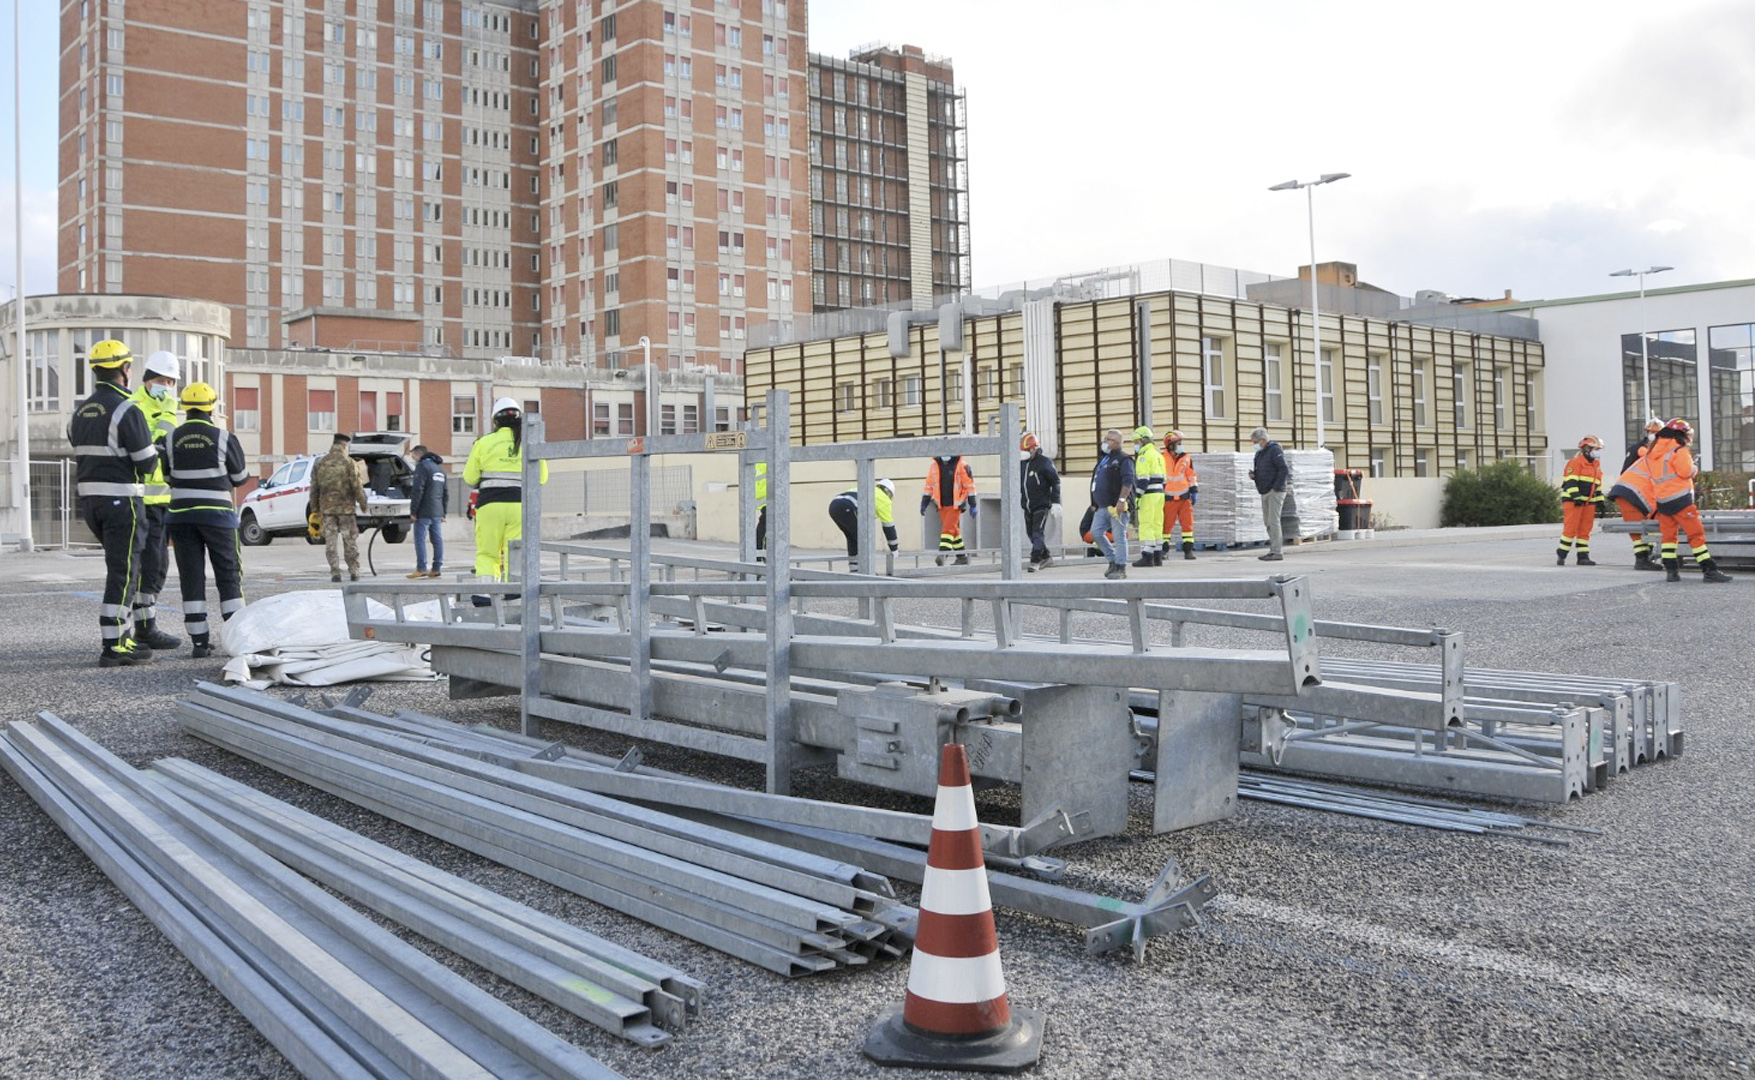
1083;855;1219;961
341;686;374;709
1015;803;1094;855
613;746;644;772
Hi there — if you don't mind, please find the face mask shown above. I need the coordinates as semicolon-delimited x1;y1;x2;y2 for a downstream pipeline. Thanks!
1583;448;1598;461
1019;450;1032;461
148;383;173;401
1166;444;1180;455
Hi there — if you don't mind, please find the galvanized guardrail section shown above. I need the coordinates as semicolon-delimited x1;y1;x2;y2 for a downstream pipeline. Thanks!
0;712;629;1080
178;683;915;978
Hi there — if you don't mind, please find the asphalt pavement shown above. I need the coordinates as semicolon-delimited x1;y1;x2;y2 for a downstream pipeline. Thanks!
0;525;1750;1080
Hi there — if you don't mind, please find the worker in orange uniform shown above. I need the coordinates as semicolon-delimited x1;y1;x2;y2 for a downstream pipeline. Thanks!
922;453;977;566
1161;430;1200;561
1556;435;1606;566
1626;418;1734;584
1608;420;1663;571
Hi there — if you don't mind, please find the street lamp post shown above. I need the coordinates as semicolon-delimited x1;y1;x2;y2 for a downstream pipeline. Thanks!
1609;266;1673;428
1269;173;1350;449
639;334;656;437
11;0;31;552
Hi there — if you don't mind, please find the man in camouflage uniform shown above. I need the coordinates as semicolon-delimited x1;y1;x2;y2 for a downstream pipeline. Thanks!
311;433;367;581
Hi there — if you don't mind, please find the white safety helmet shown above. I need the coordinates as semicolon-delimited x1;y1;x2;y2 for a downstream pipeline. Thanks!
876;477;895;494
491;396;521;416
142;350;180;382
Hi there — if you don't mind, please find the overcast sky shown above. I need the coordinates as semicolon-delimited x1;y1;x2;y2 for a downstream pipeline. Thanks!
2;0;1750;304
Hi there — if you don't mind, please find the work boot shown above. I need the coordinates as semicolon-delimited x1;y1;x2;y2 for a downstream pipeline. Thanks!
1555;550;1568;566
99;640;152;667
1633;552;1660;571
1665;564;1681;583
1183;545;1197;561
953;553;968;566
1702;563;1735;583
139;622;182;650
935;553;947;567
191;642;214;659
331;572;342;582
1576;555;1597;567
1134;550;1156;568
1037;555;1053;570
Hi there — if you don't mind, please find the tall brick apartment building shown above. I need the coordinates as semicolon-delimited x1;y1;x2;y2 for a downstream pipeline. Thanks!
56;0;969;376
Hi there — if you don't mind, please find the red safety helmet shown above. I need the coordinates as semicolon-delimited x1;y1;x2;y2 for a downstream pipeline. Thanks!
1661;417;1693;438
1163;430;1184;449
1577;435;1603;451
1019;432;1040;452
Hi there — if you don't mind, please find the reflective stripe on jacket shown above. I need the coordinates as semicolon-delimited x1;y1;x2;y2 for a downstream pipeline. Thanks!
464;426;549;506
68;382;157;499
1164;453;1198;499
165;416;249;525
924;456;976;508
1560;453;1604;503
127;386;180;504
1133;443;1166;495
1638;441;1697;515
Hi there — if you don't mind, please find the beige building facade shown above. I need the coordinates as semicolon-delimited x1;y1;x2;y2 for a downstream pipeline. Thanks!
744;260;1549;527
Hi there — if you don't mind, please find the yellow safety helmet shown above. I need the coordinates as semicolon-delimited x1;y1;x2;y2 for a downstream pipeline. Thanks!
1133;425;1154;442
180;382;219;410
87;339;133;368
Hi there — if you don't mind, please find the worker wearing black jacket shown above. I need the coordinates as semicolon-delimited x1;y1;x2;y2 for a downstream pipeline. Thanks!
163;383;252;658
1249;427;1289;561
1019;432;1061;570
67;339;162;666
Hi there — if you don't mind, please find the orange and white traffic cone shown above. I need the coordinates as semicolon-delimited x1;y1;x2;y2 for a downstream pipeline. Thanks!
864;743;1044;1073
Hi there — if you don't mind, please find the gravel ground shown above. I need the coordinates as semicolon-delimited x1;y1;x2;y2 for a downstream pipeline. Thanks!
0;529;1751;1080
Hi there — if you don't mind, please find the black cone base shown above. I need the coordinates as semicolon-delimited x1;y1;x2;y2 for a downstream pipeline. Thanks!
863;1005;1045;1073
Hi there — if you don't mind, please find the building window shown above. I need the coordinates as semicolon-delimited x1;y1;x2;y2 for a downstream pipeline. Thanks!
660;404;677;435
592;402;611;436
1369;448;1387;478
1708;322;1755;472
308;389;336;432
358;392;378;431
1264;343;1285;423
24;329;60;412
386;392;403;431
1453;363;1469;429
1415;448;1432;477
1367;354;1385;426
682;404;699;434
902;376;921;407
873;378;894;408
1411;360;1429;427
616;402;634;435
452;394;476;434
1318;347;1336;424
836;383;856;413
1494;366;1507;428
1201;336;1226;419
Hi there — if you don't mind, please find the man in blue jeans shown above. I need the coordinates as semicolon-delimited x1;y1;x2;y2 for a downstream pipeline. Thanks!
406;444;448;578
1089;428;1135;579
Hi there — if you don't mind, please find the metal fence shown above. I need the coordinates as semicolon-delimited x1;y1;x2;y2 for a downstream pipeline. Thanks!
444;465;695;519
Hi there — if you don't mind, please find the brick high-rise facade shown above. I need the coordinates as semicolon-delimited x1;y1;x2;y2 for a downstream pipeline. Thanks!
59;2;962;373
806;44;969;313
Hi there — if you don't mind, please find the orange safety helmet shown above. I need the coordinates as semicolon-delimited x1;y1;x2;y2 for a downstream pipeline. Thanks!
1019;431;1040;452
1577;435;1603;451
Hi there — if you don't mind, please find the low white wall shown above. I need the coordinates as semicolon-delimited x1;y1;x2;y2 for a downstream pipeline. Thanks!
1364;477;1445;530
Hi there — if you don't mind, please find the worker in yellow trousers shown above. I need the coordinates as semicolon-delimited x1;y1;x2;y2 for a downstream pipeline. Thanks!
1131;426;1166;567
463;397;549;582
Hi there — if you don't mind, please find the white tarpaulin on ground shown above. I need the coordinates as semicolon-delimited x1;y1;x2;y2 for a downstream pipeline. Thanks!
219;590;439;689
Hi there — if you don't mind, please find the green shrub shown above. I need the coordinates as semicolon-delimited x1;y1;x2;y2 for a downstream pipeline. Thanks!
1440;460;1562;527
1697;470;1755;510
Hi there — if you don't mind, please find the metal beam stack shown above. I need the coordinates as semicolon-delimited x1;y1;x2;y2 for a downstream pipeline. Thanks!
0;713;629;1080
300;695;1221;962
1237;657;1681;802
177;682;915;978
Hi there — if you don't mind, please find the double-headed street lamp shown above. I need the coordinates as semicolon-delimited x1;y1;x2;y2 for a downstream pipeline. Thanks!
1608;265;1673;429
1270;173;1351;448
